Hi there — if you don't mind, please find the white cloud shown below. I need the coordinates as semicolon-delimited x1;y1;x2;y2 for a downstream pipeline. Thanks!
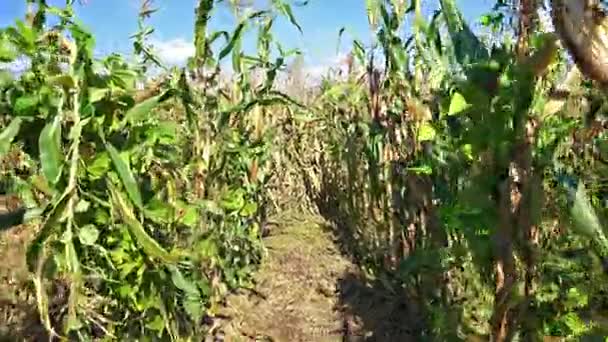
151;38;195;66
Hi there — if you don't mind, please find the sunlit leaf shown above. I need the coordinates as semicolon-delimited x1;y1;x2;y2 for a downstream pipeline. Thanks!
447;91;470;116
109;184;175;263
106;143;143;209
39;115;63;186
78;224;99;246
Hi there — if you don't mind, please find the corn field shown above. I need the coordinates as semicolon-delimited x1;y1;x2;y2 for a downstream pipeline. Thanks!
2;0;608;340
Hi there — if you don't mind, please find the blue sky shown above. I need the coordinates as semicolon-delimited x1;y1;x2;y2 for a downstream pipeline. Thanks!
0;0;495;68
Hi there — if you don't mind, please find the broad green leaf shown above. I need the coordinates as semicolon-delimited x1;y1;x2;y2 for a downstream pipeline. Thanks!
122;93;163;127
417;123;436;141
87;151;111;179
26;192;71;271
78;225;99;246
184;295;203;322
0;34;17;62
220;188;246;211
106;143;143;209
144;198;174;224
447;92;470;116
14;94;39;116
0;117;22;157
146;315;165;333
39;115;63;186
109;185;175;263
168;266;199;295
88;87;109;103
240;202;258;217
407;164;433;175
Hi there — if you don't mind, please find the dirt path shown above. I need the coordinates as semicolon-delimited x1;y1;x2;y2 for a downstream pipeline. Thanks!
208;212;414;342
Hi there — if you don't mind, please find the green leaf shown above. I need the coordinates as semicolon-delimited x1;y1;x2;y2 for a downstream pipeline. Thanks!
0;34;17;62
447;92;470;116
146;315;165;332
78;225;99;246
0;70;13;86
220;189;246;211
407;164;433;175
240;202;258;217
109;184;175;263
122;93;163;127
14;94;39;116
144;198;174;224
39;115;63;186
219;20;248;61
0;117;22;157
273;0;303;33
87;151;111;180
106;143;143;210
417;123;436;141
439;0;487;65
184;295;203;323
169;266;199;295
88;88;109;103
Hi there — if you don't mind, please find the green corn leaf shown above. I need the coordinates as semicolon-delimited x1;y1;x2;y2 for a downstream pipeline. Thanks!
365;0;381;31
122;93;163;127
439;0;487;66
109;184;176;263
39;115;64;186
0;117;22;157
219;20;248;61
106;143;143;210
273;0;303;33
